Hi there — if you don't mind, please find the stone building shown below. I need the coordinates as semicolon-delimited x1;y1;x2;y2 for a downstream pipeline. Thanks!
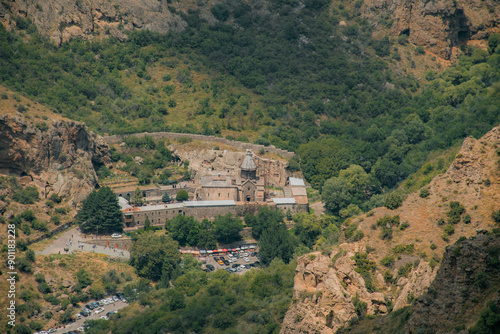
184;200;237;220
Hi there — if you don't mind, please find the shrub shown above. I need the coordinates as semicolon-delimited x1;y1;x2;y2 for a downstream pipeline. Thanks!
49;193;62;203
447;201;465;224
177;136;192;144
381;256;395;267
419;188;430;198
399;221;410;230
37;282;52;294
13;186;39;204
415;46;425;55
397;262;413;277
443;224;455;235
430;243;437;250
384;191;405;210
462;213;471;224
492;209;500;223
393;244;414;255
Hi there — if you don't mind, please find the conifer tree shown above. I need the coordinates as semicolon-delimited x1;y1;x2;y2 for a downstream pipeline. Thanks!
77;186;123;234
131;187;143;206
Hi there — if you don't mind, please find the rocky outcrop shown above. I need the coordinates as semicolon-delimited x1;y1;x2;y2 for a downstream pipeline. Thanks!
2;0;187;45
407;235;500;333
0;115;110;205
361;0;499;59
281;247;438;333
281;125;500;334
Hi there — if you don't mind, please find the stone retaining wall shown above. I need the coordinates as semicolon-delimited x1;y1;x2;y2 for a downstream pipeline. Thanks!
103;132;295;159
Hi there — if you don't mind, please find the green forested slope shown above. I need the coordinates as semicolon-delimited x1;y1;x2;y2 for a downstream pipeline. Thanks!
1;0;499;199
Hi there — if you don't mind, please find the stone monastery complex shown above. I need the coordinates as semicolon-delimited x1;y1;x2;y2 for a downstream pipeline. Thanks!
117;150;308;229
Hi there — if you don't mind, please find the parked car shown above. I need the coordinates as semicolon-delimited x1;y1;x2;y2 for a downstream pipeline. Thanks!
111;233;122;238
206;264;215;271
251;252;257;257
85;304;94;310
94;307;105;314
112;296;119;302
244;257;250;262
90;302;99;308
100;315;109;320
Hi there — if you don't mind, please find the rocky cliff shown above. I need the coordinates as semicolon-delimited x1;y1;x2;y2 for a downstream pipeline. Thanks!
361;0;499;59
1;0;187;45
281;125;500;333
0;114;110;205
405;234;500;334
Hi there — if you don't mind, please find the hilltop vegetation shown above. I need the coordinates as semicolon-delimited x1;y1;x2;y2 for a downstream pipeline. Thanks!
1;2;499;207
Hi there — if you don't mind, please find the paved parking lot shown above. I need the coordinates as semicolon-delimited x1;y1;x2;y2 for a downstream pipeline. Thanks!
45;299;129;333
203;250;260;274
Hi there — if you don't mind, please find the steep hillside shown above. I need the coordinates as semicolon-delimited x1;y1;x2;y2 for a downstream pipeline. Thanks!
1;0;187;45
360;0;499;60
337;234;500;334
0;102;110;205
281;125;500;333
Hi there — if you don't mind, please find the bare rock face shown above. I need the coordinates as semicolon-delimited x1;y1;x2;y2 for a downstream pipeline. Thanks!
4;0;187;45
361;0;499;59
281;248;393;334
406;235;500;333
281;125;500;334
0;115;109;205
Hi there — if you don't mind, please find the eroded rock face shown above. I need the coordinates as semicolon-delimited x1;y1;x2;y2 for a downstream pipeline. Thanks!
0;115;109;205
3;0;187;45
281;125;500;334
361;0;499;59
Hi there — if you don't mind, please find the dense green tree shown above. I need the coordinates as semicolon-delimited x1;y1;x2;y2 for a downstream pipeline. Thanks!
322;177;351;215
176;189;189;202
131;187;143;206
198;219;217;249
76;186;123;234
167;215;200;246
130;232;181;281
161;191;171;203
214;214;243;244
259;223;295;265
144;215;152;231
245;206;285;239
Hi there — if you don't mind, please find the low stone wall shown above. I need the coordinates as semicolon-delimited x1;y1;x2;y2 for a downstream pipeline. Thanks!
27;221;76;245
103;132;295;159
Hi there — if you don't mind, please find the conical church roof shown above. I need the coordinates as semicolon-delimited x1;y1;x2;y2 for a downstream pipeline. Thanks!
241;151;257;171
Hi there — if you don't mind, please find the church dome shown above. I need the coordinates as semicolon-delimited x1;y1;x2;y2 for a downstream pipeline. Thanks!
241;151;257;171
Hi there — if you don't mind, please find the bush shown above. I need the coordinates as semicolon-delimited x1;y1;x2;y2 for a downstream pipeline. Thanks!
13;186;39;204
176;189;189;202
49;193;62;203
492;209;500;223
447;201;465;224
443;224;455;235
381;256;395;267
419;188;430;198
462;213;471;224
384;191;405;210
415;46;425;55
37;282;52;294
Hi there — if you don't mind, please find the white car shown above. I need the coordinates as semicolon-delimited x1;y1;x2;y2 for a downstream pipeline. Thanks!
111;233;122;238
100;315;109;320
94;307;105;314
112;296;119;302
244;257;250;263
76;327;85;332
